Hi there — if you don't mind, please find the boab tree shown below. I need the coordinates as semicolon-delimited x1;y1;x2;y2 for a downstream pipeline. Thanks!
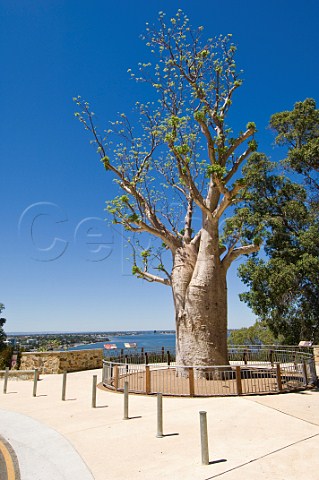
75;11;262;367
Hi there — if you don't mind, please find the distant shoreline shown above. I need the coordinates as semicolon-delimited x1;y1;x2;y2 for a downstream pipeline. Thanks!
7;330;176;336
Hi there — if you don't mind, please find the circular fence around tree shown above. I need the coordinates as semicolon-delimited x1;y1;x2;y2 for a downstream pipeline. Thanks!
102;346;317;397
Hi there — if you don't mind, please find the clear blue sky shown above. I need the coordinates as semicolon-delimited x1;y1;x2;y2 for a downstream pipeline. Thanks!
1;0;318;332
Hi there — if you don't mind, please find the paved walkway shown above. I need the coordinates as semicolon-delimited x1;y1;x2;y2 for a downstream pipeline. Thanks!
0;369;319;479
0;411;93;480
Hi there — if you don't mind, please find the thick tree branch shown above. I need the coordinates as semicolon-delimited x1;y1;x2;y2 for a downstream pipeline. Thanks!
195;117;216;164
224;128;254;162
190;229;201;248
222;243;260;270
223;146;253;184
220;84;239;118
79;105;182;252
213;182;244;220
169;144;214;222
183;197;194;243
133;268;171;286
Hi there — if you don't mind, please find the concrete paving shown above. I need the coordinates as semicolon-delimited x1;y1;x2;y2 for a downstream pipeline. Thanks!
0;369;319;479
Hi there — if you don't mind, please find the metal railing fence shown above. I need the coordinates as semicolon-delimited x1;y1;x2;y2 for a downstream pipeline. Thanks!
102;346;317;397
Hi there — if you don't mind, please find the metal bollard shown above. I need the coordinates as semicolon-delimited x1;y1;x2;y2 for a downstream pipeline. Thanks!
3;367;9;394
199;411;209;465
62;371;67;401
33;369;38;397
156;393;164;438
92;374;97;408
123;381;129;420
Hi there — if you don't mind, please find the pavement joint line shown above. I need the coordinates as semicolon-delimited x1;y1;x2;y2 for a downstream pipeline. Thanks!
243;396;319;428
203;432;319;479
63;420;140;434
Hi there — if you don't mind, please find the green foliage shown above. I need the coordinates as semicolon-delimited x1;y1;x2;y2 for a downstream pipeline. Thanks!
248;139;258;152
246;121;257;131
132;265;141;276
0;303;7;349
101;156;110;169
228;321;283;346
206;164;227;178
239;230;319;344
222;153;278;248
0;345;14;370
193;110;206;122
270;98;319;196
0;303;11;369
239;102;319;343
37;339;62;352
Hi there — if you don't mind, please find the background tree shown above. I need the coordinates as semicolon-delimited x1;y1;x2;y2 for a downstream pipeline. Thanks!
75;11;271;368
270;98;319;200
0;303;12;370
0;303;7;348
38;339;61;352
239;100;319;344
228;320;283;346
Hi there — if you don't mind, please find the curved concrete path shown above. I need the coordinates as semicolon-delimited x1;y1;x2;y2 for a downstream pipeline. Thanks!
0;435;21;480
0;410;93;480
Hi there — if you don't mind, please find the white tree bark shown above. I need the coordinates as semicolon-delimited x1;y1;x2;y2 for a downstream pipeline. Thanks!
172;226;228;367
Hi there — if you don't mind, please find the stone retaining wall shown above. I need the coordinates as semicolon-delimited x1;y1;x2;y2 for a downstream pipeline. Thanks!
19;349;103;374
0;370;38;380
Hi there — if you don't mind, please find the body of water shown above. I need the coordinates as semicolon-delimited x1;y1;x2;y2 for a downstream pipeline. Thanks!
69;332;176;353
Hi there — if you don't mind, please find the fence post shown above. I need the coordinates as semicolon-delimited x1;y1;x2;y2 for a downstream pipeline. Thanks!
33;369;38;397
269;350;274;367
235;366;242;396
156;393;164;438
308;358;317;385
167;350;171;366
243;349;248;365
189;367;195;396
302;360;308;385
123;381;129;419
62;371;67;401
3;367;9;394
199;411;209;465
276;363;283;392
102;363;106;383
114;366;119;390
293;351;297;369
92;374;97;408
145;365;151;394
145;352;149;366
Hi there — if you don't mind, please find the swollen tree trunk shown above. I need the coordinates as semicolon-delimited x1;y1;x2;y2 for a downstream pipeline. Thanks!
172;227;228;367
